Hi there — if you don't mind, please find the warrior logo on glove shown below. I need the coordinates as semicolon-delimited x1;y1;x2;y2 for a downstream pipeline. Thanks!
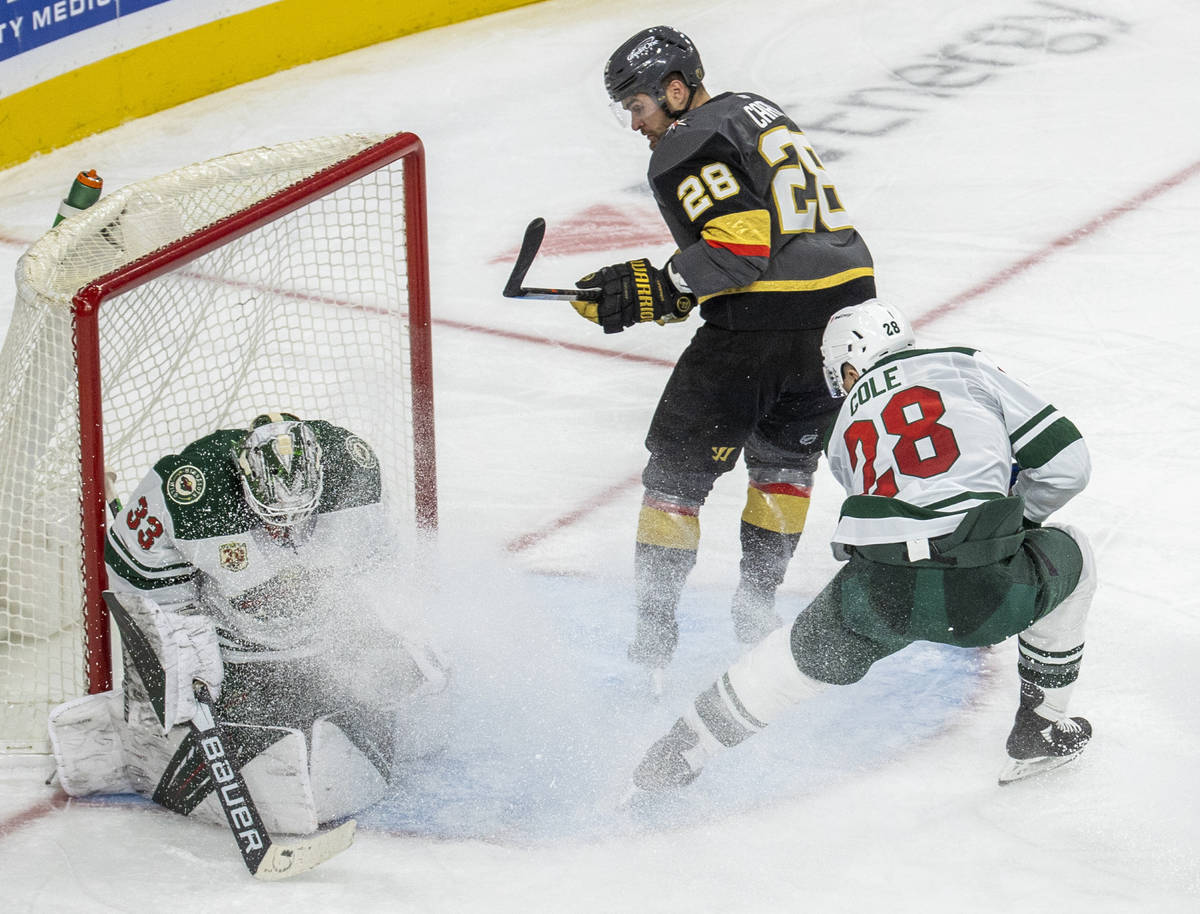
573;258;695;334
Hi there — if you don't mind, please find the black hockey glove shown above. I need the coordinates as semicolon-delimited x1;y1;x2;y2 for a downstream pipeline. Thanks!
572;259;695;334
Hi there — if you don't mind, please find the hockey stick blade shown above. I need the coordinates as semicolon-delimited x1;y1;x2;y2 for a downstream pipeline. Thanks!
252;819;357;882
502;217;545;297
502;217;600;301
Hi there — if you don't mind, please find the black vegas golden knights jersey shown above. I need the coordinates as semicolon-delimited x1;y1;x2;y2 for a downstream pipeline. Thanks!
649;92;875;331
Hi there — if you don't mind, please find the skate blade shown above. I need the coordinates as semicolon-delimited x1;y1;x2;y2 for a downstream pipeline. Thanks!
649;667;665;697
616;782;640;810
998;749;1084;785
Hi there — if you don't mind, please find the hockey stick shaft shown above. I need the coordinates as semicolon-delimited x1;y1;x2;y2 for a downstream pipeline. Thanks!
502;217;601;301
189;682;355;880
188;683;273;875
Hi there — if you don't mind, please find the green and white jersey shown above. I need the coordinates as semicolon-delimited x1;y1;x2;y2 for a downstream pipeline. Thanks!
105;421;386;663
825;347;1090;546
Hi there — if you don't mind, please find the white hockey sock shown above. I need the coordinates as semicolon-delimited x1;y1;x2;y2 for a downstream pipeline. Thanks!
1018;640;1084;721
691;625;830;751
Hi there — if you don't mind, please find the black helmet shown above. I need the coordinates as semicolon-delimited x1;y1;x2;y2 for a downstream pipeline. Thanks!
604;26;705;108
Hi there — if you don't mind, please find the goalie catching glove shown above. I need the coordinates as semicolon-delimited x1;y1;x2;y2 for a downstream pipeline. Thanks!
573;258;695;333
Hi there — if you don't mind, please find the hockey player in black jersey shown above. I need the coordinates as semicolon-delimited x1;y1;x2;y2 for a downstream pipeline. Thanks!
572;26;877;669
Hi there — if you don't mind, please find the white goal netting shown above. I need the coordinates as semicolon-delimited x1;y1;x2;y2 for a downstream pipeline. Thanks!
0;133;434;752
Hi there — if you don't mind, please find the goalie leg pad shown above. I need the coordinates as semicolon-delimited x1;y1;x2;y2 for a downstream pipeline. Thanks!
146;722;320;835
398;636;450;700
48;690;133;796
309;715;389;824
212;724;318;834
343;634;450;710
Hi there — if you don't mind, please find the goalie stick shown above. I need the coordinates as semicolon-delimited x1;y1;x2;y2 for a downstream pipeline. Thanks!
189;682;356;881
502;217;601;301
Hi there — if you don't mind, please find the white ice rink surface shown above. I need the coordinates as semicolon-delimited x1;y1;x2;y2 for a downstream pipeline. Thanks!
2;0;1199;910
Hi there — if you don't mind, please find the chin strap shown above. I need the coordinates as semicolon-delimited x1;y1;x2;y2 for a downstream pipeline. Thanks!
662;85;698;120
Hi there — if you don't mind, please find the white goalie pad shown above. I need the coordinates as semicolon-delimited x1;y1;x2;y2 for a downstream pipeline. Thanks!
332;630;450;710
105;590;224;732
121;716;321;834
51;690;393;832
398;635;450;700
192;725;320;835
48;690;134;796
48;688;320;833
345;634;452;763
181;715;397;831
309;716;389;824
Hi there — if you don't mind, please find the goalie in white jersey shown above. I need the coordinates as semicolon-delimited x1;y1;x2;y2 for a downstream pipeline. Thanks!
632;301;1096;789
48;413;448;833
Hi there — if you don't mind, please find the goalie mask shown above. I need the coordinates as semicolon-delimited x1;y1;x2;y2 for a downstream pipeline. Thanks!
820;300;916;397
234;413;323;527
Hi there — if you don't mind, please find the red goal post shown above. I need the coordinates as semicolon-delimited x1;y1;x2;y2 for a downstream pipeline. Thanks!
0;132;436;752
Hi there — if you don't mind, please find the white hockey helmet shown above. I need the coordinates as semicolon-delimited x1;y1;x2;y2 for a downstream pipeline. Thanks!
820;300;916;396
234;412;324;527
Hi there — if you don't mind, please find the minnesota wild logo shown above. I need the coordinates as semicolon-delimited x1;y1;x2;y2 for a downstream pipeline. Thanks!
344;435;377;469
166;465;206;504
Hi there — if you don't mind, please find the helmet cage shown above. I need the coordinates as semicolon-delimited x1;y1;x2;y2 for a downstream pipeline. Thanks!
234;416;323;527
820;300;916;397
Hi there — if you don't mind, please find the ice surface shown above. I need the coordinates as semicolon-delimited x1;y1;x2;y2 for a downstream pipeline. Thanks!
1;0;1198;910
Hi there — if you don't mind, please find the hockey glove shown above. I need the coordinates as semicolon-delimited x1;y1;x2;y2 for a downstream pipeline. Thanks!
572;259;696;334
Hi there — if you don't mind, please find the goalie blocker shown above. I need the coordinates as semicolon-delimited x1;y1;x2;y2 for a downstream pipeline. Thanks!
49;591;447;836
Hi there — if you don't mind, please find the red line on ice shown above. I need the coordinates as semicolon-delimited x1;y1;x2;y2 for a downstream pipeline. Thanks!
434;317;675;368
504;472;644;554
0;790;69;838
913;157;1200;329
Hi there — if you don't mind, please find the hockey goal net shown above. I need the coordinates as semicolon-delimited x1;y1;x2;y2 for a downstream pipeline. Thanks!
0;132;435;753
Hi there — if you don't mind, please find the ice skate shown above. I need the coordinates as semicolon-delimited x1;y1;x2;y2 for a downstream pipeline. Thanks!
627;613;678;670
998;705;1092;785
632;717;707;792
731;584;784;644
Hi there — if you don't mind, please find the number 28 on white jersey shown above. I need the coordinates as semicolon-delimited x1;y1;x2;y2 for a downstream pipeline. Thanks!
825;347;1089;545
